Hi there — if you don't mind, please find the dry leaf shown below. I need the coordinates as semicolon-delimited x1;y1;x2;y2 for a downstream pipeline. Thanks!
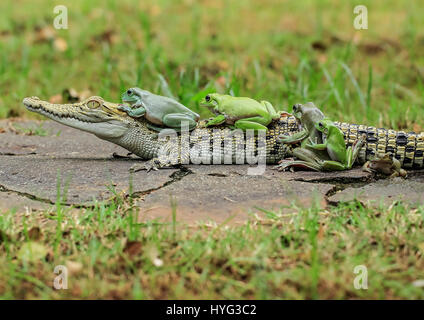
66;260;83;275
54;37;68;52
0;230;11;243
317;53;327;63
311;41;327;51
94;30;118;45
59;88;92;102
352;31;362;45
413;123;422;133
18;242;48;262
0;127;5;134
0;30;11;41
123;241;142;257
78;89;92;101
317;224;325;240
28;227;42;240
62;88;80;102
34;26;56;43
149;5;161;16
216;76;226;87
49;94;63;104
216;60;229;71
359;43;385;55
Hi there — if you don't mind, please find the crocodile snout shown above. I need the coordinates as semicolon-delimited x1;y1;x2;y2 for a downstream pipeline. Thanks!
23;96;41;109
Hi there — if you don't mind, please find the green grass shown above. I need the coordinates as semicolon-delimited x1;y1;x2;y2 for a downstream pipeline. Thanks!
1;0;424;299
1;194;424;299
0;0;424;129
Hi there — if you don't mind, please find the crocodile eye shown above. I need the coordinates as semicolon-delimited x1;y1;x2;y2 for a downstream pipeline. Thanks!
205;95;211;102
87;99;101;109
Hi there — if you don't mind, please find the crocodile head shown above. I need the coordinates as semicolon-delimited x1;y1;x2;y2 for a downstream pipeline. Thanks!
23;96;135;139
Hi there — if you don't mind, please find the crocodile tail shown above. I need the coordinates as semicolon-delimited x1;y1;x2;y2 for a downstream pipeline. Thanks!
335;121;424;169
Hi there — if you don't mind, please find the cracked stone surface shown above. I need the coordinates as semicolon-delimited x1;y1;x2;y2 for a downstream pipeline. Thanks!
0;155;178;205
0;191;50;213
0;120;177;205
328;174;424;207
138;167;334;223
1;120;423;222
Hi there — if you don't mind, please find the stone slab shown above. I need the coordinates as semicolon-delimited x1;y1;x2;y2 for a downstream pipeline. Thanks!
328;174;424;207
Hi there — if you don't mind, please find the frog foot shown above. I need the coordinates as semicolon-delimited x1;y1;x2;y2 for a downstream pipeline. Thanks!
272;160;293;172
272;159;320;172
118;104;131;113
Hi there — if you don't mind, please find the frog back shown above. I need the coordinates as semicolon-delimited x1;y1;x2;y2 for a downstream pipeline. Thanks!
146;94;198;115
220;97;266;117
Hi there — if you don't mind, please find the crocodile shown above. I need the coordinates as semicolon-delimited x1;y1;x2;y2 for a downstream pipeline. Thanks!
22;96;424;171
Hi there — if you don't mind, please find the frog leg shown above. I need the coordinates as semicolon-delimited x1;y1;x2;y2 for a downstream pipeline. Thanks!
118;104;133;114
146;123;165;132
361;152;407;178
279;129;309;144
205;114;227;127
273;147;327;171
362;161;373;173
273;159;323;171
320;135;366;171
162;113;198;131
260;100;280;119
320;160;348;171
393;168;407;178
234;120;268;131
234;115;272;131
345;134;366;168
127;107;147;118
291;147;327;163
394;162;407;178
118;102;146;118
294;148;348;171
305;136;328;150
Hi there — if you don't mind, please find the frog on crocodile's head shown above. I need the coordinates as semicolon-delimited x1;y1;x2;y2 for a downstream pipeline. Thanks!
119;87;200;133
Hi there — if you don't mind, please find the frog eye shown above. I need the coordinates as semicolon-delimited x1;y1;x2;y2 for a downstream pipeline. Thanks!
127;89;133;95
292;105;298;112
318;122;324;128
87;99;101;109
205;95;211;102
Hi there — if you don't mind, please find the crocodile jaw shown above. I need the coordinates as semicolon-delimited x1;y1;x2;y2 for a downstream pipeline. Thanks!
23;96;130;139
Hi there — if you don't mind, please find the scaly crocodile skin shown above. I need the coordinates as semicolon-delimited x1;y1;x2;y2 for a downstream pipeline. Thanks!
23;96;424;168
335;121;424;169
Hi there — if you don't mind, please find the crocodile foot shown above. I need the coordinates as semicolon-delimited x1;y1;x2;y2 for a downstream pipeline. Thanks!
130;159;161;172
